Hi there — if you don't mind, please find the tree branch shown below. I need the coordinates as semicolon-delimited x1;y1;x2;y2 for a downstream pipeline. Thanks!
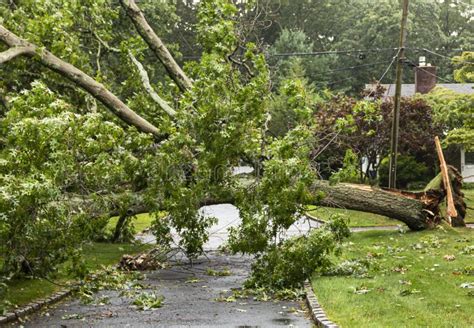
92;30;177;117
128;51;177;117
0;24;163;138
0;46;34;64
56;190;235;221
92;31;120;53
120;0;193;92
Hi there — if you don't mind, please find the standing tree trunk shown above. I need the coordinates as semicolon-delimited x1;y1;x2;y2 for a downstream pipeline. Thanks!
113;214;130;242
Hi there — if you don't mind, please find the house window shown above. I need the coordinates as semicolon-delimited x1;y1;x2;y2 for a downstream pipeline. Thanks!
466;151;474;165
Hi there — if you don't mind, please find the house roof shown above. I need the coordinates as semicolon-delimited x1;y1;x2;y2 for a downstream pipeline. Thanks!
364;83;474;97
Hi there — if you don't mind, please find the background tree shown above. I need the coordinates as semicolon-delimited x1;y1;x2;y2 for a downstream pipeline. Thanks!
453;51;474;83
422;87;474;151
237;0;474;92
313;91;443;185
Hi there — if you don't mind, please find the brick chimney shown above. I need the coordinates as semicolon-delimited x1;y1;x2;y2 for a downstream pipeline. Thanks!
415;57;437;94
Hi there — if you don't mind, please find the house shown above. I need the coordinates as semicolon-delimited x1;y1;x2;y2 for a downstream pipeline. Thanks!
365;59;474;183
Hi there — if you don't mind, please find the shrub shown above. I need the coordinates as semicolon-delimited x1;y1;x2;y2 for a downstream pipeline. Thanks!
378;155;429;189
463;182;474;190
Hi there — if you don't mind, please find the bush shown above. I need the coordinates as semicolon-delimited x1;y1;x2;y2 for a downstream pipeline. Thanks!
378;155;429;189
463;182;474;190
245;216;350;290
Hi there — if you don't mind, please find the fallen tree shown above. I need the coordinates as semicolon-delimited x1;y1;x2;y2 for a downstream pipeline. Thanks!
313;181;442;230
0;0;469;280
314;165;466;230
2;2;462;234
59;165;465;240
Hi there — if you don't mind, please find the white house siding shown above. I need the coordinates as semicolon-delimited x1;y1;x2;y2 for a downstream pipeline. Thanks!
461;148;474;183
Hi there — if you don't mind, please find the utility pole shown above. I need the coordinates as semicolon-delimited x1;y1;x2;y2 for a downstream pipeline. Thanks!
388;0;409;189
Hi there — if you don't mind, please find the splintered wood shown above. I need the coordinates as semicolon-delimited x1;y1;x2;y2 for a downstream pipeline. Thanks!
434;136;457;225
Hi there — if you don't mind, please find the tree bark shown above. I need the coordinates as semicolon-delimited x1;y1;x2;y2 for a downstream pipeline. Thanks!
0;24;163;138
56;166;465;232
312;166;466;230
312;181;442;230
0;46;34;64
63;180;459;234
120;0;193;92
112;214;130;242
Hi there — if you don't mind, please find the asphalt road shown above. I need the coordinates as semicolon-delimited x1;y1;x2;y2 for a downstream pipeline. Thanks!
21;204;314;328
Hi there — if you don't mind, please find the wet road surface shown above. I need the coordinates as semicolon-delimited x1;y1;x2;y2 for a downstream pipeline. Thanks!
22;204;314;328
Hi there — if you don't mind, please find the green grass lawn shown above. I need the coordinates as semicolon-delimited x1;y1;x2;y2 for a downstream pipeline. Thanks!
463;189;473;223
105;212;155;234
307;206;400;227
312;226;474;328
4;242;152;309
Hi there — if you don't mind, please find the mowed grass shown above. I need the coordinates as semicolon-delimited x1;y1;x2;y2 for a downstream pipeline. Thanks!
312;226;474;328
3;213;157;309
307;206;400;227
105;212;155;234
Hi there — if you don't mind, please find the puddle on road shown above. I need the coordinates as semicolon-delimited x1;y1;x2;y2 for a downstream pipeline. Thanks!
236;317;295;327
272;317;295;325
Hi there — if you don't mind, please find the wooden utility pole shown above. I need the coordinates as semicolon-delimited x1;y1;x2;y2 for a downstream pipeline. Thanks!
388;0;409;189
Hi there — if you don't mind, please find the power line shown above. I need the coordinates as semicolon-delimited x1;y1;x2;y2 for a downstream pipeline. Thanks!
182;48;399;60
327;60;393;73
365;48;401;98
405;58;455;83
182;47;471;61
378;49;401;82
270;48;399;57
414;48;474;65
312;55;399;87
296;59;396;82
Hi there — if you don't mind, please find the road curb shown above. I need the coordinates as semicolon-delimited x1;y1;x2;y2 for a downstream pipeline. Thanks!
0;288;74;326
304;281;339;328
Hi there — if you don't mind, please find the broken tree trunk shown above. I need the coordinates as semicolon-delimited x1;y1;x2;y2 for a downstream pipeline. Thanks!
435;136;455;223
55;167;465;233
312;181;442;230
425;165;466;227
312;165;466;230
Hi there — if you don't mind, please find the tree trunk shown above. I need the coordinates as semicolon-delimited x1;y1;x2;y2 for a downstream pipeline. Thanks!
312;165;466;230
56;166;465;232
112;214;130;242
312;181;442;230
